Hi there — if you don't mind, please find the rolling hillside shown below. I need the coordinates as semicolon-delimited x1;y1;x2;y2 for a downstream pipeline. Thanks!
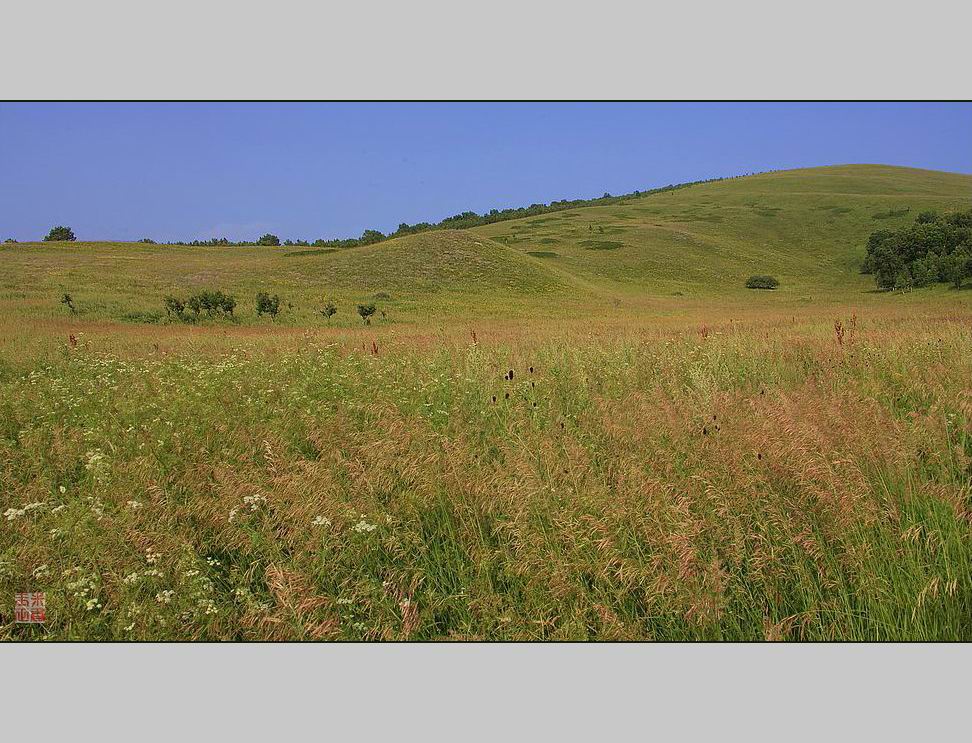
470;164;972;295
1;164;970;332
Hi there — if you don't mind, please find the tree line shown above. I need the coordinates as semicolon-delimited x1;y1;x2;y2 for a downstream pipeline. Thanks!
16;171;771;247
861;208;972;290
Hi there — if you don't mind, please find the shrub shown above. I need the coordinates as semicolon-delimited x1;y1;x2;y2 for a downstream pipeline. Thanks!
139;238;156;244
915;210;939;224
197;290;235;317
255;291;281;319
319;299;337;322
4;238;17;244
60;292;77;314
45;226;76;242
745;275;779;290
356;303;377;324
177;290;237;320
257;234;280;246
163;295;186;319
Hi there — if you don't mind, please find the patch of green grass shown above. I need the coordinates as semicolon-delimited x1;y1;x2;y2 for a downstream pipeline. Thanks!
873;207;911;220
579;240;623;251
284;248;338;257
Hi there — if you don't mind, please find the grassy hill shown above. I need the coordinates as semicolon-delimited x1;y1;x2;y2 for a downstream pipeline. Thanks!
2;165;969;334
0;163;970;341
471;164;972;296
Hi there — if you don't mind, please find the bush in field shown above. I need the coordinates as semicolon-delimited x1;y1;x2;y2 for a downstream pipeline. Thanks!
164;290;236;321
319;298;337;322
189;290;235;318
4;238;17;243
257;233;280;246
139;238;156;244
357;302;377;324
745;275;779;290
256;291;281;319
163;295;186;320
45;225;76;242
60;292;77;314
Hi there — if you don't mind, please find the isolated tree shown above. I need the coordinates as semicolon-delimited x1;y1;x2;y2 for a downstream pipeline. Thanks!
45;226;76;242
257;233;281;246
319;298;338;322
356;302;377;325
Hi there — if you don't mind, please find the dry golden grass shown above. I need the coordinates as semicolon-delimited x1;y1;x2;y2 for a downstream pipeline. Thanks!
2;303;970;640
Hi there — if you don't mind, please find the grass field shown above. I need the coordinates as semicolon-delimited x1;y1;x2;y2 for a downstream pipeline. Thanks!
2;164;971;640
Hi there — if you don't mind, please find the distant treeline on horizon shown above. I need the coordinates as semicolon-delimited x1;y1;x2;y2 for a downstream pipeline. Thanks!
158;170;773;248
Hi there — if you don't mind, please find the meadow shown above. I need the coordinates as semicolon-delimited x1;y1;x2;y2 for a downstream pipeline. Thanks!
1;165;970;640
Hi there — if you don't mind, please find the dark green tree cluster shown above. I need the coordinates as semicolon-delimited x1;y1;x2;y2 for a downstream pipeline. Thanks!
861;209;972;290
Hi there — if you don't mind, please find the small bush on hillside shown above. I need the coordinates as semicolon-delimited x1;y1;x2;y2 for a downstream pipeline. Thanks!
45;226;76;242
357;303;377;324
319;299;337;322
163;290;235;321
746;275;779;290
189;290;235;318
163;296;186;320
255;291;281;319
60;292;77;314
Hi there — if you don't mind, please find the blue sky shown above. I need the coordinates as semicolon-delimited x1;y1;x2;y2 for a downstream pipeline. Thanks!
1;102;970;242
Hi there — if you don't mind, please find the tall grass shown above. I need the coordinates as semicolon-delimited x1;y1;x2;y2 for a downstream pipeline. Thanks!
2;313;969;640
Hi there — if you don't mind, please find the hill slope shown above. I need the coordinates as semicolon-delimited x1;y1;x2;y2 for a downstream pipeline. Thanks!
2;164;969;330
470;164;972;295
283;230;573;296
